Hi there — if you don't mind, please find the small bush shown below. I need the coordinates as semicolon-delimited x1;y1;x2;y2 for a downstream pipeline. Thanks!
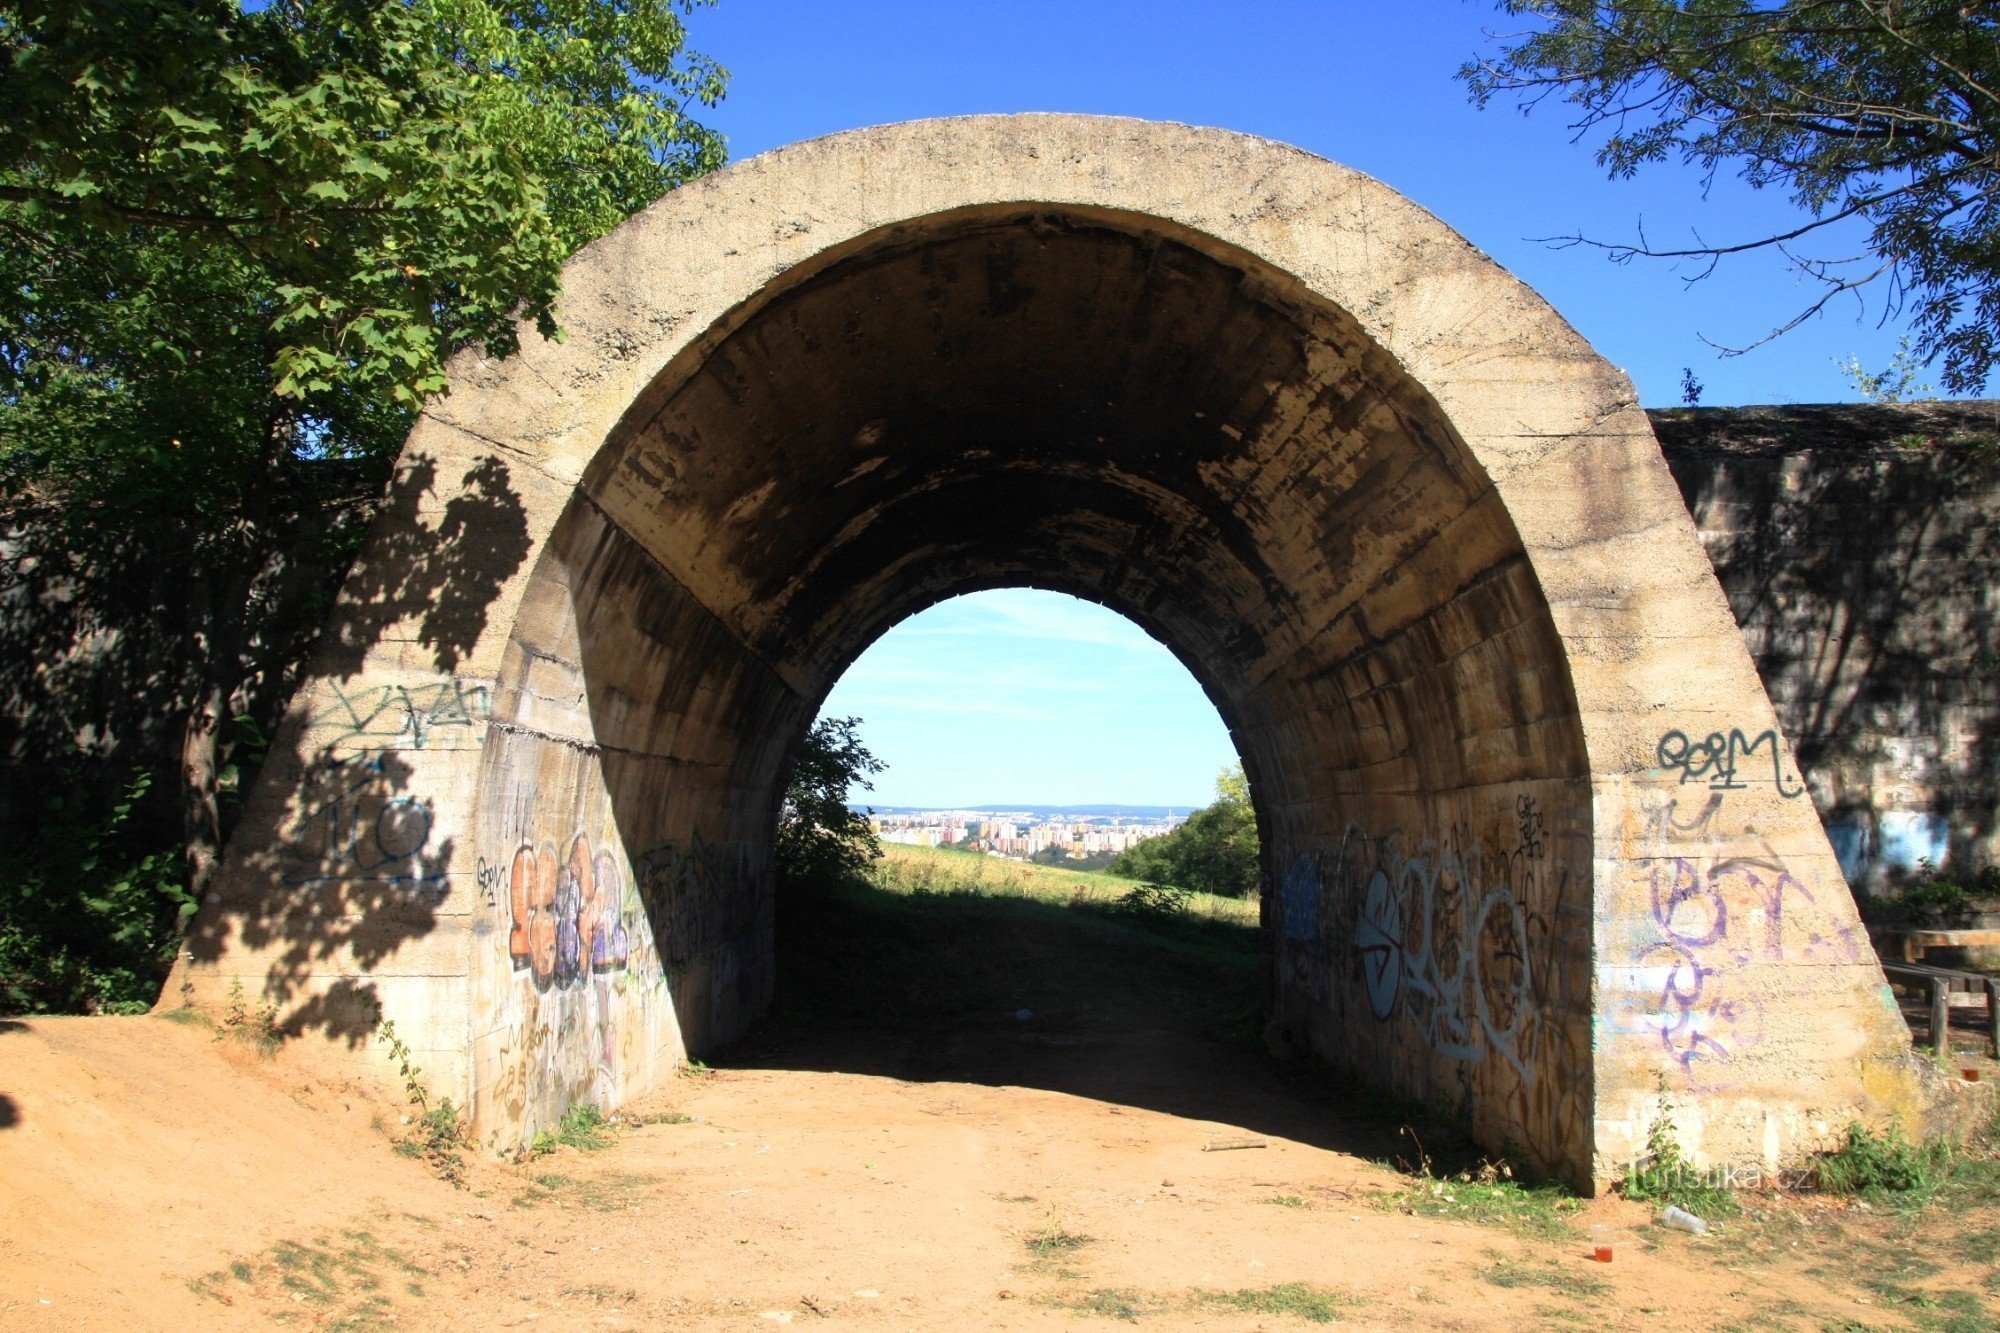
1111;882;1193;921
1863;862;2000;924
530;1102;616;1155
0;764;194;1015
216;977;282;1053
1814;1120;1947;1202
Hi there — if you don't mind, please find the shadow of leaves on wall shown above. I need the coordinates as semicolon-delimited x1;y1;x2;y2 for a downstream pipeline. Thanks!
313;453;531;677
183;745;453;1046
183;453;530;1045
1656;402;2000;883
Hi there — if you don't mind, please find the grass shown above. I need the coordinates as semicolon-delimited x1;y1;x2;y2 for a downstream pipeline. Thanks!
529;1102;617;1155
1480;1256;1610;1301
767;844;1262;1052
873;843;1257;926
1061;1287;1153;1320
634;1109;694;1125
1025;1219;1094;1258
1391;1168;1581;1241
510;1169;658;1212
1199;1283;1358;1323
1813;1120;1951;1208
189;1228;424;1329
1053;1283;1360;1324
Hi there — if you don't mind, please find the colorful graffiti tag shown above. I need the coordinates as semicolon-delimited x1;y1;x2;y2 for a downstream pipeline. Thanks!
504;836;631;991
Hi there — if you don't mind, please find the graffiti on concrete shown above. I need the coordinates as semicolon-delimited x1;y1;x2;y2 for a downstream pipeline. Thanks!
1880;811;1951;873
1280;853;1319;946
1283;807;1578;1092
312;679;490;752
1273;796;1593;1178
632;833;756;970
1341;826;1552;1087
498;835;631;991
278;753;448;902
1609;786;1867;1089
1825;810;1952;885
467;723;685;1141
1655;728;1806;798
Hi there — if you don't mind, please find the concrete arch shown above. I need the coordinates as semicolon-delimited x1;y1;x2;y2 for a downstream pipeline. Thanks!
181;115;1919;1191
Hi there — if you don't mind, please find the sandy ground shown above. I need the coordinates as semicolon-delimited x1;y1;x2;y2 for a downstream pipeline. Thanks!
4;1008;1969;1331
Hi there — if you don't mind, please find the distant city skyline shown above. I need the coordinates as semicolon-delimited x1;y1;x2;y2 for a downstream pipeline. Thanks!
818;589;1240;809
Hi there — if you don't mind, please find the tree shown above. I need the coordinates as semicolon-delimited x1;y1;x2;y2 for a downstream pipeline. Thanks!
1111;764;1261;898
775;716;885;896
0;0;725;1009
1462;1;2000;392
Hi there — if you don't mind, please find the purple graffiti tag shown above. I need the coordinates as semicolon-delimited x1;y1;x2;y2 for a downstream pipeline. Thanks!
1649;857;1727;949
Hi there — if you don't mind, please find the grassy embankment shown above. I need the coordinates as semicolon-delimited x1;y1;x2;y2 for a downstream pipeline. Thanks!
870;841;1259;926
766;841;1262;1050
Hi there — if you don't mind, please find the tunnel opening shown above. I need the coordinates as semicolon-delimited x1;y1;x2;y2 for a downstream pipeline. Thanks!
724;585;1357;1154
469;203;1599;1182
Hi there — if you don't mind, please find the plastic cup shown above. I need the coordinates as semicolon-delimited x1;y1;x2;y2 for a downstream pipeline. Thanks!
1594;1244;1614;1263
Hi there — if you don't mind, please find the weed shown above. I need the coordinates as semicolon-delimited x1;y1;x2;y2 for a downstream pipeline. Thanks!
512;1170;656;1212
1956;1227;2000;1265
1390;1144;1580;1240
194;1231;425;1326
1264;1193;1310;1208
215;976;282;1053
377;1020;468;1187
528;1102;617;1155
636;1109;693;1125
1199;1283;1358;1323
1813;1120;1947;1204
1025;1219;1093;1258
1622;1093;1739;1218
1061;1287;1154;1320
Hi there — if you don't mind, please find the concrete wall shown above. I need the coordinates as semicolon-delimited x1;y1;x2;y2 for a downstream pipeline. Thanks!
172;115;1927;1189
1654;403;2000;893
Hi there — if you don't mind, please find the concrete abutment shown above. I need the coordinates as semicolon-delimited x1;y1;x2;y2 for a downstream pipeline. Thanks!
173;115;1923;1192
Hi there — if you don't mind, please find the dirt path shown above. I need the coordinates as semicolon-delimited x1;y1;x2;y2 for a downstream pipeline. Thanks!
4;875;1995;1329
0;1008;1946;1332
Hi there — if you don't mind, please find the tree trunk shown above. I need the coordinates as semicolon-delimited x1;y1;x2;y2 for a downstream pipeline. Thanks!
181;671;226;903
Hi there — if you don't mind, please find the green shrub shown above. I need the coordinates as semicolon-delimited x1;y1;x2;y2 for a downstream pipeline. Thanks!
1863;861;2000;924
0;763;194;1015
1814;1120;1947;1202
1111;882;1194;921
1110;764;1259;898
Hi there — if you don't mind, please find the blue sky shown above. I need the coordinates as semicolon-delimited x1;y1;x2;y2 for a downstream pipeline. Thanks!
819;590;1238;809
682;0;1946;808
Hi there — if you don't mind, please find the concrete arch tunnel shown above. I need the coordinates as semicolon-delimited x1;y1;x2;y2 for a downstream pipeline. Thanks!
178;115;1922;1191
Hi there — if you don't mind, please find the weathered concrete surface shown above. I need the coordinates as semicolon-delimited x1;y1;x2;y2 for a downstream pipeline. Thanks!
172;115;1922;1191
1652;403;2000;891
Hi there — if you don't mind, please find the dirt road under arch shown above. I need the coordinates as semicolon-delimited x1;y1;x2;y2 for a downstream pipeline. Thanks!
3;864;1990;1330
